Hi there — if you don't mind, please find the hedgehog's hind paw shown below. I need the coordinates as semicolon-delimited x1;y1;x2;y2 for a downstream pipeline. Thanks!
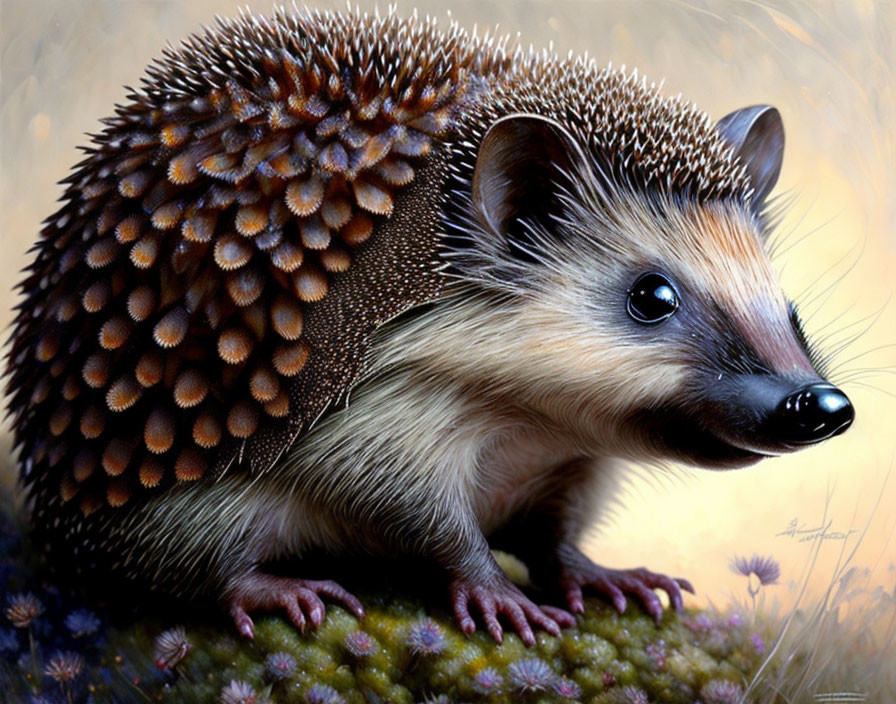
560;558;694;624
225;571;365;639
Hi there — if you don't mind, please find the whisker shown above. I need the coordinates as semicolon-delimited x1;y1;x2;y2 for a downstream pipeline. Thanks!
797;233;868;321
770;205;834;261
835;367;896;382
764;190;801;255
846;382;896;400
826;343;896;376
810;305;871;350
812;297;892;362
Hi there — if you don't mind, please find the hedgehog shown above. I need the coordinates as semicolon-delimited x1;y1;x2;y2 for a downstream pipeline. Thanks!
5;7;855;645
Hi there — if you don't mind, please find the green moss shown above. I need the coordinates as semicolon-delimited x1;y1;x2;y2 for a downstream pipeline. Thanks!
95;601;761;702
1;503;768;703
118;603;759;701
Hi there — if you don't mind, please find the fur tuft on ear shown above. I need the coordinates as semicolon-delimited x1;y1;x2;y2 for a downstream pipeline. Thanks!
716;105;784;212
471;114;589;254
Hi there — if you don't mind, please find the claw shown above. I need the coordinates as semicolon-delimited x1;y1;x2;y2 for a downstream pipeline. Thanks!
592;576;627;613
311;579;366;619
225;572;363;638
450;576;571;646
561;560;693;624
676;577;696;595
230;604;255;639
540;605;577;629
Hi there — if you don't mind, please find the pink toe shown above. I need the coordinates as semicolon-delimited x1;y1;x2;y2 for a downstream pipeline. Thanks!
677;577;696;594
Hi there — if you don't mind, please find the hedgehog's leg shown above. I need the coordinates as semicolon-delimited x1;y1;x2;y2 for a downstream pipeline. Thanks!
489;461;693;624
493;518;693;624
110;478;365;639
553;543;694;624
363;478;574;645
225;572;364;639
445;532;576;646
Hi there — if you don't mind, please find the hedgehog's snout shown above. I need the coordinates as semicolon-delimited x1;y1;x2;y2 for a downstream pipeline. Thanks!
733;376;854;452
771;382;854;446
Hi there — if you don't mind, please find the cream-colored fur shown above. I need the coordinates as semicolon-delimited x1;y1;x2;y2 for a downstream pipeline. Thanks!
106;180;803;603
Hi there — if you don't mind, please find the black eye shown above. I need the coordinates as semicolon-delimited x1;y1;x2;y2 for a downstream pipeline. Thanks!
627;272;679;324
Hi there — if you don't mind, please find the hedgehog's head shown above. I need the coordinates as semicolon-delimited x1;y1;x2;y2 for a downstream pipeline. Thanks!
451;105;853;469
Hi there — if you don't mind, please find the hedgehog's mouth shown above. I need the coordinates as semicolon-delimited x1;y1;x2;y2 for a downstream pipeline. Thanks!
664;423;779;470
666;429;779;469
628;407;778;470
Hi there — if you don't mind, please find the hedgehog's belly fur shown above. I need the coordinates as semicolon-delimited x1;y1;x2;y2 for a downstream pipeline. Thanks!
256;370;588;559
108;355;601;599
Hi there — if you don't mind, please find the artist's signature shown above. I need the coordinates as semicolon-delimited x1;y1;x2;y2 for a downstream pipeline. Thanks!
812;693;868;702
776;518;859;543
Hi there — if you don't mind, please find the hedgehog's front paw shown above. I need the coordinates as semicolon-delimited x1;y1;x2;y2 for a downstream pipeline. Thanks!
225;571;365;639
449;574;575;646
559;553;694;624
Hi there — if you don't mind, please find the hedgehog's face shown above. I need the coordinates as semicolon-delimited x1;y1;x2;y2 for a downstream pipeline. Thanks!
602;198;854;469
461;109;853;469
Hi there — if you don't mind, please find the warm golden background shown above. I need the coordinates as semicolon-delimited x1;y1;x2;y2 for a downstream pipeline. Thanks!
2;0;894;614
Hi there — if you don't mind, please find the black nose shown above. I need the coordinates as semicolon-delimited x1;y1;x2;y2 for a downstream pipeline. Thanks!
775;382;854;445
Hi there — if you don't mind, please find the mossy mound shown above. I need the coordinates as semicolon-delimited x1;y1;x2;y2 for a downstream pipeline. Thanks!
1;504;768;704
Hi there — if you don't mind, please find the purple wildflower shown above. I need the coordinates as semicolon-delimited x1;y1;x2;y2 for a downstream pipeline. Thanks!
305;684;344;704
344;630;377;657
220;680;262;704
617;685;649;704
552;676;582;699
507;657;556;692
730;554;780;585
64;609;100;638
6;592;43;628
406;618;446;656
751;632;766;654
602;671;617;688
700;679;744;704
725;612;743;628
684;612;715;634
44;651;85;683
154;626;190;670
646;638;667;670
471;667;503;694
265;651;297;680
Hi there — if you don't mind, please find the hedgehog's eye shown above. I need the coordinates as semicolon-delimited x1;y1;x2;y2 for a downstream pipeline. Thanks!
627;273;679;325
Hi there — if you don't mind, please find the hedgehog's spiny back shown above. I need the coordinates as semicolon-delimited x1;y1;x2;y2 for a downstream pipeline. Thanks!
456;56;752;206
5;8;506;523
7;6;753;543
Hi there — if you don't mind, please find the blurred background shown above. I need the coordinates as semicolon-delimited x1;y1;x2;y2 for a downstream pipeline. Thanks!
1;0;894;617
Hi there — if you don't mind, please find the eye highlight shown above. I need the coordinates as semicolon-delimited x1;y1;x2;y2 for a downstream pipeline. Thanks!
627;272;679;325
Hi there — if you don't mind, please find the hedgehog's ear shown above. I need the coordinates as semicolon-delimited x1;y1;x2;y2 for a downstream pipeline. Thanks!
716;105;784;212
472;114;588;245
